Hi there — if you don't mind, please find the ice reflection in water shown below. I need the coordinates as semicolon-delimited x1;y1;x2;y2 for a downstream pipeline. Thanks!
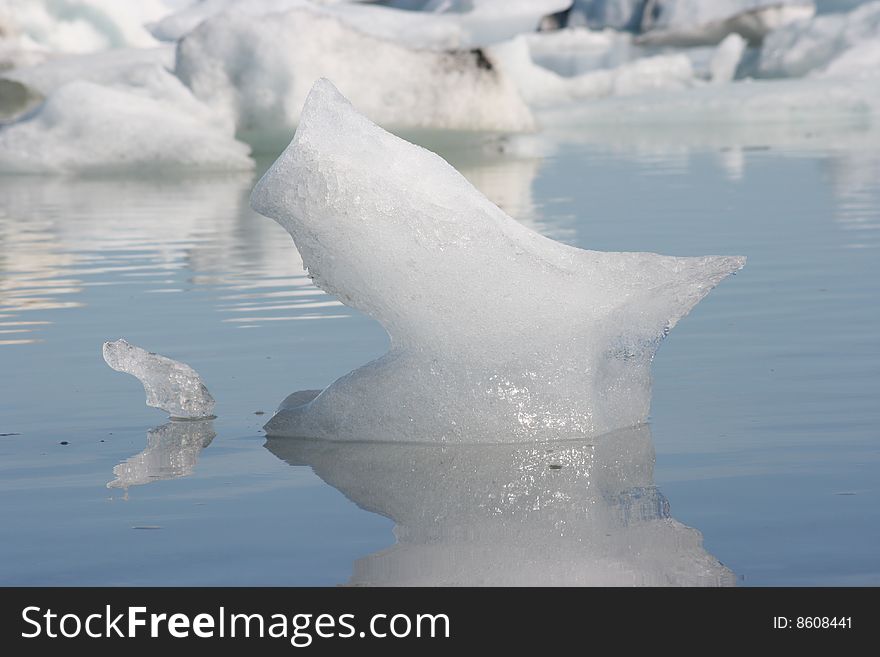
108;419;215;492
266;424;735;586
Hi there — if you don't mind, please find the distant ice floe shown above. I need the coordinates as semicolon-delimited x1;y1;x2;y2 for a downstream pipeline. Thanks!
175;7;536;145
491;36;695;107
253;79;744;443
0;79;251;173
102;339;216;419
758;0;880;77
0;0;879;172
268;425;735;585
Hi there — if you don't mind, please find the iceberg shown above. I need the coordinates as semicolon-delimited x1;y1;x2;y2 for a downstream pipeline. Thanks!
636;1;816;47
267;424;735;585
0;77;252;173
108;420;216;491
491;36;695;107
175;8;535;146
758;1;880;78
102;339;216;420
522;27;636;77
252;80;745;443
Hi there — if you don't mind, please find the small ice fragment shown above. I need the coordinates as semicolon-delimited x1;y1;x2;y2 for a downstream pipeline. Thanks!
102;339;215;419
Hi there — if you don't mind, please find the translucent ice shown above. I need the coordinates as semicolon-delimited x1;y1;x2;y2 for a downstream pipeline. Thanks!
108;420;215;490
102;339;216;419
252;80;745;443
267;425;735;585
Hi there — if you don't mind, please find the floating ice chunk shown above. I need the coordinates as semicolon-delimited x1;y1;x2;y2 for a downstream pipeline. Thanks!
175;8;535;144
710;33;747;83
758;1;880;78
102;339;216;419
267;425;735;585
153;0;571;49
0;79;252;173
491;37;695;107
818;37;880;78
252;80;744;443
537;73;880;127
523;27;636;76
108;420;215;490
637;1;815;47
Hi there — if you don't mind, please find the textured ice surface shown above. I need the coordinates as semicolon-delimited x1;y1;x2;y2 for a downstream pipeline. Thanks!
102;339;216;419
252;80;744;443
268;425;735;585
759;1;880;77
108;420;215;490
175;8;535;144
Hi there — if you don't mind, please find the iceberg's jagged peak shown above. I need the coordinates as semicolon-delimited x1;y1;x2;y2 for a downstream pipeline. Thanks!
252;79;745;443
102;339;216;420
175;8;535;143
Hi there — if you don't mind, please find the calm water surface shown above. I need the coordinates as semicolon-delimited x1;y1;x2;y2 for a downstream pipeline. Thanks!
0;124;878;585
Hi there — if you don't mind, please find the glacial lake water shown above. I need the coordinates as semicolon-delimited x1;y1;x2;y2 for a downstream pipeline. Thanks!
1;122;878;585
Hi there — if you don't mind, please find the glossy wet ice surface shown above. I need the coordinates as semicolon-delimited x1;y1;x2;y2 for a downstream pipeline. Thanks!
0;128;878;585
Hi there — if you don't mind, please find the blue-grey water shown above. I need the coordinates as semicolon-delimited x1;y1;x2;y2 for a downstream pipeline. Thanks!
1;126;878;585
